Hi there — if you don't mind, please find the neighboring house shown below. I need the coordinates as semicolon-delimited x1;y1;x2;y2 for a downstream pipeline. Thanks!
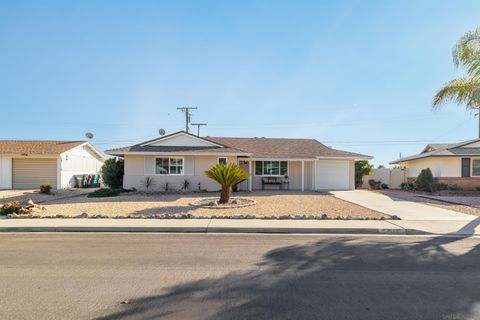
106;131;371;192
0;140;106;189
390;138;480;189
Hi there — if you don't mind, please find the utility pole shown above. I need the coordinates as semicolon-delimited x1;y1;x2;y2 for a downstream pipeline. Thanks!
177;107;197;133
191;123;207;136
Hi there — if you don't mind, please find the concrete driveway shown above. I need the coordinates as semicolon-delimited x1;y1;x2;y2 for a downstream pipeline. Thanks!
331;190;475;221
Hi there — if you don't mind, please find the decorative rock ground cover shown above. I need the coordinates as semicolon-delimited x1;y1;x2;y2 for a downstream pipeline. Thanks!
4;191;391;220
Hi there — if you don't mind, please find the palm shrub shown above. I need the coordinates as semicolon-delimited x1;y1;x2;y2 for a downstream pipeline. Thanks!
433;27;480;136
100;158;124;188
205;163;250;203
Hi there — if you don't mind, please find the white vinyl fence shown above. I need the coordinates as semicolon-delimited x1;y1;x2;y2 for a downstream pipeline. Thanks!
362;168;406;189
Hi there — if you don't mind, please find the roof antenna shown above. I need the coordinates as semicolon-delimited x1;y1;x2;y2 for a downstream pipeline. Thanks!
177;107;198;133
85;132;94;139
190;123;207;136
158;128;166;136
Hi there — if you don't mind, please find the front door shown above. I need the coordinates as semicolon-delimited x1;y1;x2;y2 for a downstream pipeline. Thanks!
237;160;250;191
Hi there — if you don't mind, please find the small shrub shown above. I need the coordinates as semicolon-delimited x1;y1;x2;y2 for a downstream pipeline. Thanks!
447;184;463;191
415;168;433;192
476;186;480;191
87;188;125;198
381;183;389;189
140;176;155;191
432;182;449;192
100;158;124;188
40;184;52;194
0;201;22;215
182;179;190;191
368;179;382;190
400;182;416;191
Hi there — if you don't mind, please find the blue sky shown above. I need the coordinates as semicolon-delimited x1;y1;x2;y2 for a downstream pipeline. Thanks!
1;0;479;165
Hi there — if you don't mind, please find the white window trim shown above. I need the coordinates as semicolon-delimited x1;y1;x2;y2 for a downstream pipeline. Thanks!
217;157;228;165
471;158;480;177
254;160;289;177
154;156;185;176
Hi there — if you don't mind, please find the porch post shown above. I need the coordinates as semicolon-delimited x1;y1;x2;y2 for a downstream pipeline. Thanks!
301;160;305;192
312;160;316;190
248;160;252;191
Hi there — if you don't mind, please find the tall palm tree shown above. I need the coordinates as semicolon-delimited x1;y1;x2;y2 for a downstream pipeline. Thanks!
205;163;250;203
433;27;480;137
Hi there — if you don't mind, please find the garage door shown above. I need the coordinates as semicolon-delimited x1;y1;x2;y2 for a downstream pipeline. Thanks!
315;160;350;190
12;158;57;189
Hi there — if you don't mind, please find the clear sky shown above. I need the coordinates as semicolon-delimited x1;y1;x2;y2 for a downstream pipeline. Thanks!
1;0;480;165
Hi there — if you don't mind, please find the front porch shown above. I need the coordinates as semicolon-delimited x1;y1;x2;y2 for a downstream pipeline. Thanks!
236;159;314;192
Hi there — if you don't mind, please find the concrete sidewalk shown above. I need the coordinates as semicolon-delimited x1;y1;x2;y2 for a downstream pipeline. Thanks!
0;217;479;235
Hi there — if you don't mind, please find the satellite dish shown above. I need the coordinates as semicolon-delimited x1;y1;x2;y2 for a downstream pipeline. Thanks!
159;128;166;136
85;132;94;139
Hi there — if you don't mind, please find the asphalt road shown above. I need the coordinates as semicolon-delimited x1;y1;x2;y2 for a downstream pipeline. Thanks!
1;233;480;320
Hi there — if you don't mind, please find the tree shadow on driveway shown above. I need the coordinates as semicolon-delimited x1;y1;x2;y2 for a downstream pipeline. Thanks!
97;231;480;320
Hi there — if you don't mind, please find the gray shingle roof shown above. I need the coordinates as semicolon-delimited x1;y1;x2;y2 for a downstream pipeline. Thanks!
107;131;371;159
391;138;480;164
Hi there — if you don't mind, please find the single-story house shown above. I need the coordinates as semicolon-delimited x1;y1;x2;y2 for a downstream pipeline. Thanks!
106;131;371;192
390;138;480;190
0;140;106;189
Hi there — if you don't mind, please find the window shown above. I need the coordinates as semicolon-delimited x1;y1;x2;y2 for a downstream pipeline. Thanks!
254;161;288;176
218;157;227;165
472;159;480;176
155;157;183;175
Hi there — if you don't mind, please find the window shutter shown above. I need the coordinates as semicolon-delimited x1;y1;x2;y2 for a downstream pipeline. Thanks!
144;157;155;175
184;156;195;175
461;158;471;177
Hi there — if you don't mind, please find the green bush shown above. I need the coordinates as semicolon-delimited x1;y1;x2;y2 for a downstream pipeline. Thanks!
432;182;449;192
476;186;480;191
100;158;124;188
87;188;125;198
0;202;22;215
415;168;433;192
400;182;416;191
355;160;373;188
447;184;463;191
40;183;52;194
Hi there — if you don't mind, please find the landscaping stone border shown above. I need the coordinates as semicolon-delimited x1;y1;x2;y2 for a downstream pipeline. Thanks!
6;212;400;220
189;197;257;209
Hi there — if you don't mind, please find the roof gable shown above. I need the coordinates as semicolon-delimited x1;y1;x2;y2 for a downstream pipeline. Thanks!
457;140;480;148
142;131;223;148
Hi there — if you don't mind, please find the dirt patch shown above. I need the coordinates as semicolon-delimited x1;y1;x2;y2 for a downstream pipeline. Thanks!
39;191;387;219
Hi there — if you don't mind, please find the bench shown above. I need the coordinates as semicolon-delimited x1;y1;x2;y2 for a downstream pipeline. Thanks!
262;177;285;190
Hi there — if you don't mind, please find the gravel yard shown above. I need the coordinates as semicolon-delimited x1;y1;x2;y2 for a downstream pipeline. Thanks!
38;191;387;219
0;189;93;204
378;189;480;217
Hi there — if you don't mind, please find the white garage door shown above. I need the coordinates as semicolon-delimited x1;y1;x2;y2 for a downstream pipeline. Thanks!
12;158;57;189
315;160;350;190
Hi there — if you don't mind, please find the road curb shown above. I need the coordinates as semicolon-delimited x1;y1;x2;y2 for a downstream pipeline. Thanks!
0;226;415;235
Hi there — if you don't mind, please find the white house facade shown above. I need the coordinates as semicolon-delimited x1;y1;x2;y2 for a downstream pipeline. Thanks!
0;140;106;189
107;131;371;192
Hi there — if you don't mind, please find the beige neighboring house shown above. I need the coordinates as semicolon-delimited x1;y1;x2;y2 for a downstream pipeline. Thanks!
390;138;480;190
0;140;106;189
106;131;371;192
